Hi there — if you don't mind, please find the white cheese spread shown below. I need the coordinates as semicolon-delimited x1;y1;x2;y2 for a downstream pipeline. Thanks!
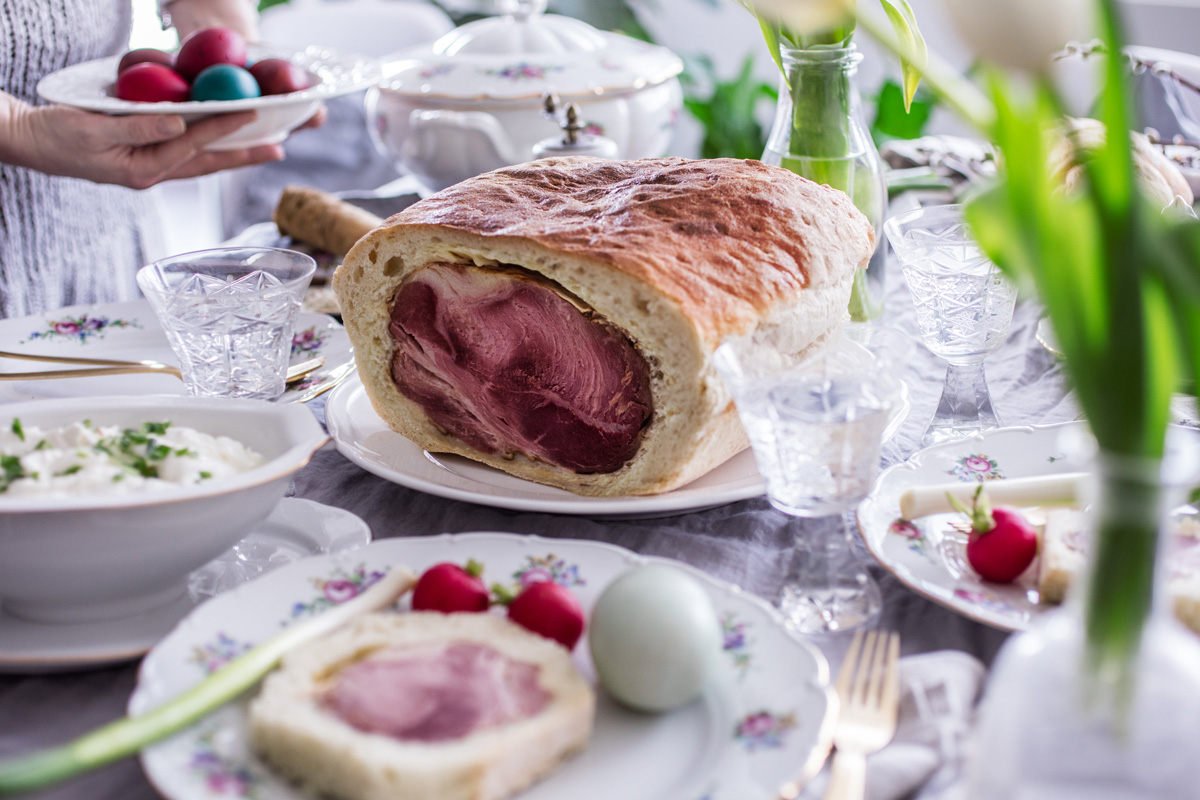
0;418;265;496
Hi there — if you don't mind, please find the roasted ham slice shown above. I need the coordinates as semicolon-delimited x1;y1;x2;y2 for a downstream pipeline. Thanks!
389;263;652;474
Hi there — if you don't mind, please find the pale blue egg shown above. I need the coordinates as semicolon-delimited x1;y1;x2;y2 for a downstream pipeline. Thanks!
588;563;721;712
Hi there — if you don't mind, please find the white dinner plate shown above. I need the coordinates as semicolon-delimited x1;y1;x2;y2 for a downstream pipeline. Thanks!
0;299;352;403
325;373;910;518
0;499;371;673
325;376;767;517
131;533;836;800
856;421;1200;631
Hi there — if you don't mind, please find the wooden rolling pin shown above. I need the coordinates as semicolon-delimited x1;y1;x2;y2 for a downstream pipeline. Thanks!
273;185;385;257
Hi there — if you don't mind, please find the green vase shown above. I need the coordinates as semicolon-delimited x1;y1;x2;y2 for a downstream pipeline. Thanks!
762;43;887;322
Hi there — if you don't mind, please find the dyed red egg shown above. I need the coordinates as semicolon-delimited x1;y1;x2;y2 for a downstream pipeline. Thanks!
248;58;314;95
175;27;247;82
117;48;174;76
114;62;190;103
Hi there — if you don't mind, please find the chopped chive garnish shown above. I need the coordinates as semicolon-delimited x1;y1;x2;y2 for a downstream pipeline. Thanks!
57;465;82;477
0;455;25;492
199;471;212;480
11;419;24;442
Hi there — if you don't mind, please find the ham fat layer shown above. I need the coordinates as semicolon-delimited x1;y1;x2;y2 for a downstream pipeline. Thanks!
388;263;653;474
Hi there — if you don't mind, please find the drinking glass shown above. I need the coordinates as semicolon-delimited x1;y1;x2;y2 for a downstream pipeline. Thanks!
884;204;1018;446
137;247;316;400
715;326;910;634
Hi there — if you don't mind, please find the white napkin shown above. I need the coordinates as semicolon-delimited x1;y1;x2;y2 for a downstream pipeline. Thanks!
799;650;986;800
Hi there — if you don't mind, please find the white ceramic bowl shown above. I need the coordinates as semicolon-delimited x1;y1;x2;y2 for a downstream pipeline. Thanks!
0;396;328;624
36;44;381;151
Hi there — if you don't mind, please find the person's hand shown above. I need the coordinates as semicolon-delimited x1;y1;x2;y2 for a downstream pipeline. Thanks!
4;102;284;189
165;0;259;42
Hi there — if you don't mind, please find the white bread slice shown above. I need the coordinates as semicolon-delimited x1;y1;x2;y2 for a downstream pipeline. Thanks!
249;612;595;800
1037;508;1089;605
1038;510;1200;636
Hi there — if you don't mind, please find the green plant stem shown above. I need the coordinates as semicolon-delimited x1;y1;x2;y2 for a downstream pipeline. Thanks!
1085;461;1161;699
0;567;416;797
854;10;994;132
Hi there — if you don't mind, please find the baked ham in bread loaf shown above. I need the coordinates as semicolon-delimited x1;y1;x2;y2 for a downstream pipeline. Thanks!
333;156;874;496
249;612;595;800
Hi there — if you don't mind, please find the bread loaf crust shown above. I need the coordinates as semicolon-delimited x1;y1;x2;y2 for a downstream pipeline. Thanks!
333;157;874;496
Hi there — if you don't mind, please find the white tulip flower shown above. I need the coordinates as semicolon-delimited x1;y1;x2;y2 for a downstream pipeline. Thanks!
938;0;1096;73
745;0;854;36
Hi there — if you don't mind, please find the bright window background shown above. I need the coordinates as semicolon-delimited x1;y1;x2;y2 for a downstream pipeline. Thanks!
130;0;180;50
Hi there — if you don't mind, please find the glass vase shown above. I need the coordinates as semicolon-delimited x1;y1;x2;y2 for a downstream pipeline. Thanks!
968;451;1200;798
762;43;888;322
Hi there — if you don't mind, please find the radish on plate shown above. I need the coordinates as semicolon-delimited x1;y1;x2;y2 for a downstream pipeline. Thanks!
948;484;1039;583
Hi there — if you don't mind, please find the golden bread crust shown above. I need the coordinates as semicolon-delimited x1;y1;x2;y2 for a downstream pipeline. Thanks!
333;157;874;496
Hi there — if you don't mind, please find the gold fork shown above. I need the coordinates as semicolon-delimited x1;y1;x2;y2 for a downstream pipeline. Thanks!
824;630;901;800
0;352;325;385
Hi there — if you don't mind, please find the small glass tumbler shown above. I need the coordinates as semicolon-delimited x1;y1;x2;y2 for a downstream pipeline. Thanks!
884;204;1018;446
715;327;910;634
137;247;316;400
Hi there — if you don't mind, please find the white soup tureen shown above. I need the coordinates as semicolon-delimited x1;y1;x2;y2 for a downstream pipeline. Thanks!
366;0;684;193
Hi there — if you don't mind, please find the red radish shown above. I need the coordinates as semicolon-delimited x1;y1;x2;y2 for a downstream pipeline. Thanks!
118;48;174;76
411;560;490;613
948;485;1039;583
504;580;585;650
114;62;190;103
175;27;247;82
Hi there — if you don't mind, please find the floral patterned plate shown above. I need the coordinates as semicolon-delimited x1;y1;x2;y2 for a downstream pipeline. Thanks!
0;300;351;403
130;533;836;800
857;422;1095;631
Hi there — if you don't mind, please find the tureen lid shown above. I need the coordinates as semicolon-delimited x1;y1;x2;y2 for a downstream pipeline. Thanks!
379;0;683;102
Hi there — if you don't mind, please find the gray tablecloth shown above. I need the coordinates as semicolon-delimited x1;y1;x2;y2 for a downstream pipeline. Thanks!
0;245;1074;800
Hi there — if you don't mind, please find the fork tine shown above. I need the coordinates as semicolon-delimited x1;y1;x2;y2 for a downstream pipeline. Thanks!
864;629;889;709
880;632;901;720
836;630;865;699
850;630;878;707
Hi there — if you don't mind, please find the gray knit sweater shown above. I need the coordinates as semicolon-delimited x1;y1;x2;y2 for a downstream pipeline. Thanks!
0;0;155;318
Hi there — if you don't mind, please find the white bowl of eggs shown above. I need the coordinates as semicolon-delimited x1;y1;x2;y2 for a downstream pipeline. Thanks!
0;395;328;624
36;28;381;151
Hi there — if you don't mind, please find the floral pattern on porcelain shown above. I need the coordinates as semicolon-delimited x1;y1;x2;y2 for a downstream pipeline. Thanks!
289;564;387;619
946;454;1004;482
189;730;258;798
512;554;584;588
290;326;328;357
21;314;139;344
889;518;931;558
419;63;455;80
953;587;1013;613
734;710;798;752
485;62;564;81
189;633;252;675
720;611;752;676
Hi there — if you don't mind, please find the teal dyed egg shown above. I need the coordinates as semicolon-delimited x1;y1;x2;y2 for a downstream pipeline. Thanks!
190;64;261;101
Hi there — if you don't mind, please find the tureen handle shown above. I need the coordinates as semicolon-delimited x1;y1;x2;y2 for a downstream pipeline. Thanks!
496;0;547;21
